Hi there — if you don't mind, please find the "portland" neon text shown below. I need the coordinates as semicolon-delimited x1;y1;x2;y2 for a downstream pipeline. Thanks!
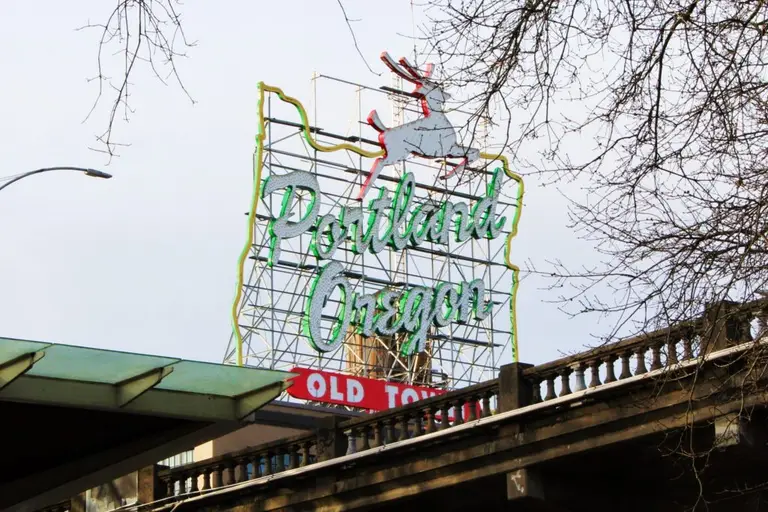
261;170;507;354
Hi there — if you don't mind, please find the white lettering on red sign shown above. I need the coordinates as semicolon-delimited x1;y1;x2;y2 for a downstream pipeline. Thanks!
287;367;443;411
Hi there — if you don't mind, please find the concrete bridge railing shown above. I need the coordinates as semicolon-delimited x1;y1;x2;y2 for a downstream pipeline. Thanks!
156;298;768;499
527;298;765;402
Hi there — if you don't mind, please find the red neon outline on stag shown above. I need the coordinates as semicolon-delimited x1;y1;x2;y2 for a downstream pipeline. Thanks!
359;52;480;200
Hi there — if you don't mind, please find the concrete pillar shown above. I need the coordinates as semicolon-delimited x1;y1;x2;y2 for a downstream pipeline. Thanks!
714;413;743;449
499;362;534;413
713;413;767;450
137;465;161;503
507;467;545;501
703;301;752;354
507;468;574;511
315;416;348;462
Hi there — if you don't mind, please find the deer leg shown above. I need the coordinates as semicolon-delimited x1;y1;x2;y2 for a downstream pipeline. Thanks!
441;145;478;179
442;157;467;179
358;157;386;200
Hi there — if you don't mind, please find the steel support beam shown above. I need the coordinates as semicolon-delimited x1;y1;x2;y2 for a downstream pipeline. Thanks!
0;351;45;391
235;381;289;420
115;365;175;407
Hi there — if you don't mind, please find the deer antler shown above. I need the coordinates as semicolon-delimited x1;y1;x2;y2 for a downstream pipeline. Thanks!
380;52;430;84
398;57;433;80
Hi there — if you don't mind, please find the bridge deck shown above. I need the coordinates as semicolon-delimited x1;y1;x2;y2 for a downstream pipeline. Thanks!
147;333;768;511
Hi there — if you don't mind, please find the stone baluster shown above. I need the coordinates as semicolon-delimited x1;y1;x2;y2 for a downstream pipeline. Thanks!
178;475;187;495
212;465;223;488
603;355;616;383
634;346;648;375
189;471;199;492
572;363;587;392
237;458;248;482
426;406;437;433
201;468;211;489
530;380;542;403
440;401;451;429
275;448;285;473
544;375;557;401
758;306;768;338
666;338;679;365
733;310;754;344
386;418;396;444
347;427;358;454
412;413;424;437
165;477;174;497
289;445;299;469
399;414;410;441
373;421;383;447
454;398;465;425
263;452;272;476
682;336;694;360
468;395;479;420
361;425;372;449
482;392;492;417
588;360;601;388
225;462;235;485
619;351;632;379
650;342;663;370
250;455;261;478
301;441;312;467
559;368;572;396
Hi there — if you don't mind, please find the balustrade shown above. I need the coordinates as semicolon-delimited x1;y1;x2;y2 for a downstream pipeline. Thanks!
523;299;766;403
158;433;318;498
157;379;499;497
154;299;766;501
339;378;500;458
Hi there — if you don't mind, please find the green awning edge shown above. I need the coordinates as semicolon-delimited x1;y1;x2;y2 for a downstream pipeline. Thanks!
0;336;295;422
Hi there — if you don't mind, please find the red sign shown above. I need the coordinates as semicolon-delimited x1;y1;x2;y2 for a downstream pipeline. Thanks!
286;367;445;411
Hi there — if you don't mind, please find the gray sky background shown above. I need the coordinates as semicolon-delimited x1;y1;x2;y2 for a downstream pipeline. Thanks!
0;1;602;366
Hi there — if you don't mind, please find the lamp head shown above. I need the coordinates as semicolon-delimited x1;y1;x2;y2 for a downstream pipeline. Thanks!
84;169;112;179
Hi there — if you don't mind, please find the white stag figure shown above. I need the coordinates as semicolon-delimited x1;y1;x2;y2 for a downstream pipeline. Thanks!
360;52;480;200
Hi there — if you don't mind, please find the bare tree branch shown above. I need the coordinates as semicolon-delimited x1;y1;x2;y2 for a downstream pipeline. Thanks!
336;0;382;76
422;0;768;342
78;0;196;158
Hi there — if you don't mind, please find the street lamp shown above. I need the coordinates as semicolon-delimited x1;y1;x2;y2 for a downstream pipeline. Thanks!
0;166;112;193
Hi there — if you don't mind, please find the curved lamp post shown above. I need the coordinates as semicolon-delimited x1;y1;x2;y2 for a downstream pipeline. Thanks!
0;166;112;193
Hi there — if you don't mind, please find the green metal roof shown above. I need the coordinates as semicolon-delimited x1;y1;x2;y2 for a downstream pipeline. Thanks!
0;337;294;421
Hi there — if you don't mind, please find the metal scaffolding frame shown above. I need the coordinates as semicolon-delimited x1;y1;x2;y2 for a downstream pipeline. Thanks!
224;73;521;392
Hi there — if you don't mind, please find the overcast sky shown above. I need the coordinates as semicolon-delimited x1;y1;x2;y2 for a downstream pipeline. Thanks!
0;1;601;367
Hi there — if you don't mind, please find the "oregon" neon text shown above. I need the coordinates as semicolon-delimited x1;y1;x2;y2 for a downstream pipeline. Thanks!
261;170;507;354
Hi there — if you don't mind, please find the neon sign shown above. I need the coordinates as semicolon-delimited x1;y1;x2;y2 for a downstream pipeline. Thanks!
362;53;481;199
230;52;524;378
262;168;509;354
287;367;445;411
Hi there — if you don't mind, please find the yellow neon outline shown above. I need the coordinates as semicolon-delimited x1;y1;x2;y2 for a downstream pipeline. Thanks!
231;83;385;367
264;84;386;159
478;152;524;362
231;82;524;366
